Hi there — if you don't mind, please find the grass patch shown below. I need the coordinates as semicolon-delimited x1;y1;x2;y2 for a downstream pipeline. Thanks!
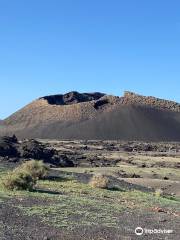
0;165;179;230
18;194;124;229
17;181;180;230
58;166;180;180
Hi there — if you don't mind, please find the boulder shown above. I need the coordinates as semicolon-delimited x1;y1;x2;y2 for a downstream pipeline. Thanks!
19;139;55;160
0;135;19;157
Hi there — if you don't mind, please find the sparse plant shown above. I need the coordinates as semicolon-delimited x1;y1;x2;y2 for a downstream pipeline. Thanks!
2;170;36;191
89;174;110;189
155;188;164;197
84;170;93;174
16;160;49;180
2;160;49;191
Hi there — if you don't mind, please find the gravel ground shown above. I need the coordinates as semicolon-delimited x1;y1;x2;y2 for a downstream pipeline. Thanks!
0;197;179;240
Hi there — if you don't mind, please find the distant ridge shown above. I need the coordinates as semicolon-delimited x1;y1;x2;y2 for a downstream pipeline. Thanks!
1;91;180;141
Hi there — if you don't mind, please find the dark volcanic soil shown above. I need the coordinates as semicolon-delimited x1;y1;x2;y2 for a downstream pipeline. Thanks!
0;137;180;240
1;91;180;141
0;198;179;240
27;105;180;141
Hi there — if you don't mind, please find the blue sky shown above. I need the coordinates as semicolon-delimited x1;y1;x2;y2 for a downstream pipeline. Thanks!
0;0;180;119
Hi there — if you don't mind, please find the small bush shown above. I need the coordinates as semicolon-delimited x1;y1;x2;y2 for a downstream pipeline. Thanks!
155;189;164;197
89;174;110;189
3;170;36;191
2;160;49;191
16;160;49;180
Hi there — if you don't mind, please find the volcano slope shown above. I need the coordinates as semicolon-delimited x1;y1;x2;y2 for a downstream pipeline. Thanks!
1;91;180;141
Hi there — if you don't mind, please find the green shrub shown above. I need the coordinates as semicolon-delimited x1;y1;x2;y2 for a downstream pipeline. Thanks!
3;170;36;191
16;160;49;180
89;174;110;189
2;160;49;191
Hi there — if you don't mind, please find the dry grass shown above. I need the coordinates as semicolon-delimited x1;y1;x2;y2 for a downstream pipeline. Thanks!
2;160;49;191
2;170;36;191
16;160;49;180
89;174;110;189
155;188;164;198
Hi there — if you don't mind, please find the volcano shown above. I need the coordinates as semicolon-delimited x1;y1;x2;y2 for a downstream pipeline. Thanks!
1;91;180;141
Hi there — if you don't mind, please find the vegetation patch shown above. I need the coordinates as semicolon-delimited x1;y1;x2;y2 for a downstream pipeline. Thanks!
2;160;49;191
15;177;180;230
2;170;36;191
0;164;179;233
89;174;110;189
18;194;124;229
16;160;49;180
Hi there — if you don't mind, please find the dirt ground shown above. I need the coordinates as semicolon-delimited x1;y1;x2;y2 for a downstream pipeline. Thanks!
0;198;179;240
0;139;180;240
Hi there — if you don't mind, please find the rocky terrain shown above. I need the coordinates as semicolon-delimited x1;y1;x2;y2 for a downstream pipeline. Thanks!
0;136;180;239
1;91;180;141
0;136;74;167
0;91;180;239
1;135;180;196
122;91;180;112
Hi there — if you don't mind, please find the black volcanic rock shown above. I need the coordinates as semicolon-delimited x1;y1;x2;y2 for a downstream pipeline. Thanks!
0;135;19;157
50;155;74;167
18;139;74;167
0;136;74;167
19;139;55;160
41;91;105;105
94;99;109;110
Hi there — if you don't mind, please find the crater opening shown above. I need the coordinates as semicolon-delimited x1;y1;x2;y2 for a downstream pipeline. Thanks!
41;91;105;105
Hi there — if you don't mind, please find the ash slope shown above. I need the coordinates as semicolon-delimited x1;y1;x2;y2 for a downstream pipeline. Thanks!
1;91;180;141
